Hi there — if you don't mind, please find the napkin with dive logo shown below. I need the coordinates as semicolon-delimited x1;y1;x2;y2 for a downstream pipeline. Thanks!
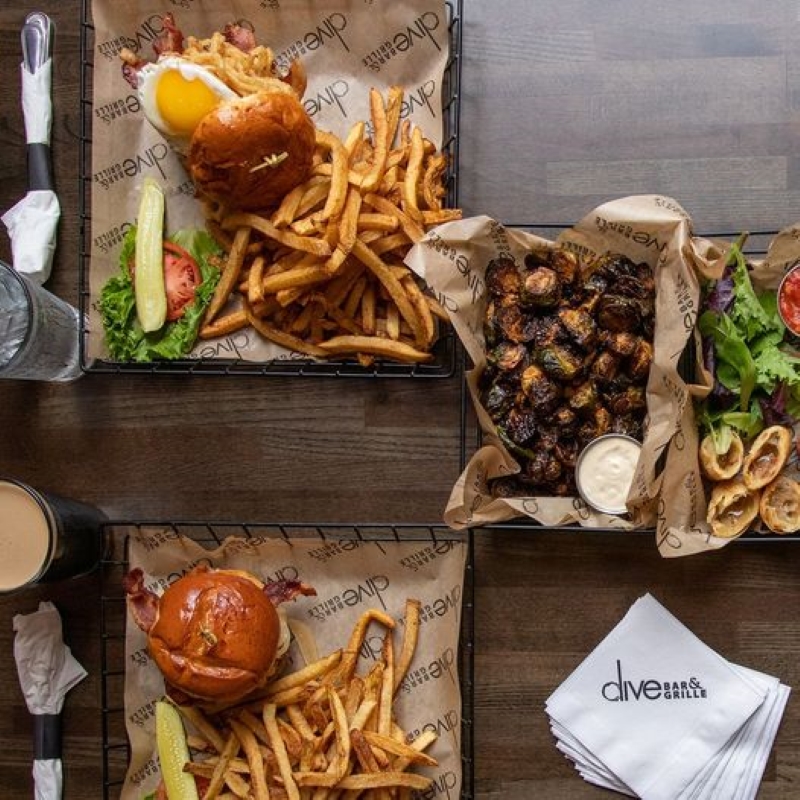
545;594;790;799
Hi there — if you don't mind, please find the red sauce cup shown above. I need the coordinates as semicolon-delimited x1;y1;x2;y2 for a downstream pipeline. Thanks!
778;264;800;337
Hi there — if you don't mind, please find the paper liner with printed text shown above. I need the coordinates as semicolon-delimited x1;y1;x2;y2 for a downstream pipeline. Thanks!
404;195;776;557
88;0;451;361
121;527;468;799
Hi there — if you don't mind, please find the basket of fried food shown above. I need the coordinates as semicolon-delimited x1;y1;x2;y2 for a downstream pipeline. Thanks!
150;598;443;799
198;86;460;368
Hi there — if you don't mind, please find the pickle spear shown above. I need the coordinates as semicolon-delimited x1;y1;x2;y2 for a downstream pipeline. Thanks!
135;177;167;332
155;700;198;800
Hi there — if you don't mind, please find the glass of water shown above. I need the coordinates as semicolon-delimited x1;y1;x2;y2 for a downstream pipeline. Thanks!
0;260;83;381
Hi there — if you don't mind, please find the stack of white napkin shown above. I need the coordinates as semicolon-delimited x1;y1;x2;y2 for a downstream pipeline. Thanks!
546;594;790;799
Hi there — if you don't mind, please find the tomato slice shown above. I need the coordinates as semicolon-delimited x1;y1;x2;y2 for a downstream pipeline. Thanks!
162;241;202;322
128;240;202;323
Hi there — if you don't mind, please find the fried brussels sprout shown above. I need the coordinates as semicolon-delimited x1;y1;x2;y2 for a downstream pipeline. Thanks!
522;267;561;308
521;364;562;412
485;257;522;298
487;341;527;372
479;245;654;500
539;344;584;381
558;307;598;350
597;294;643;333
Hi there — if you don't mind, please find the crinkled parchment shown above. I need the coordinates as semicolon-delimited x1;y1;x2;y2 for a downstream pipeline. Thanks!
122;526;467;798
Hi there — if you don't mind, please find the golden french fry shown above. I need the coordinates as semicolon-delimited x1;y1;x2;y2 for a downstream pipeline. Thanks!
327;686;351;781
318;335;433;364
326;187;363;274
335;773;432;791
248;255;266;304
223;212;332;257
425;293;450;322
402;127;425;222
267;651;343;696
245;302;329;358
384;85;404;149
336;608;396;684
202;731;240;800
177;706;227;754
378;635;394;737
362;193;425;244
344;120;366;159
350;728;381;774
385;304;400;340
229;718;270;800
361;731;437;768
271;180;308;228
357;213;399;232
205;226;251;324
422;153;447;211
360;284;377;335
401;276;436;349
421;208;462;225
313;130;348;222
393;598;422;693
351;239;426;346
261;264;331;296
360;88;390;193
263;703;300;800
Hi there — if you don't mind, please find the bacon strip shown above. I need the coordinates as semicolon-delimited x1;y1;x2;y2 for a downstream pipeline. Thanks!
264;579;317;605
153;12;185;57
224;22;257;52
122;567;160;633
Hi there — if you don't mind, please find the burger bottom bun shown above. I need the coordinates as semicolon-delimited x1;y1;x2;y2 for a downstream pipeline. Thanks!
188;90;316;211
148;567;281;704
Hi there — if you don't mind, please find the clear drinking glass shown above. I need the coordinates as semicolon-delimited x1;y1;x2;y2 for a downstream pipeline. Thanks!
0;260;83;381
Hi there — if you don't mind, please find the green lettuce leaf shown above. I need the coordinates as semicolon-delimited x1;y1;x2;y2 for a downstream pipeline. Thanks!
99;227;222;362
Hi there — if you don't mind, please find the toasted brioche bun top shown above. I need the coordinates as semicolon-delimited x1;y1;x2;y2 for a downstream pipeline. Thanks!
187;90;316;211
147;566;280;704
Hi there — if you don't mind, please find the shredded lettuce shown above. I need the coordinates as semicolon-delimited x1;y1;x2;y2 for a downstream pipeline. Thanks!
99;226;222;362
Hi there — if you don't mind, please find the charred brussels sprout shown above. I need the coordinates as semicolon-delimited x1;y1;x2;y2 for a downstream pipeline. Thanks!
495;304;536;343
558;307;598;350
487;341;527;372
521;364;562;412
485;257;522;298
628;338;654;379
484;382;514;421
479;243;654;501
522;267;561;308
539;344;584;381
504;408;538;445
597;294;643;333
568;380;599;415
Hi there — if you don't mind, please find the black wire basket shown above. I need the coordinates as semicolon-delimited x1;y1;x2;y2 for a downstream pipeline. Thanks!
78;1;463;377
99;521;475;799
459;223;800;541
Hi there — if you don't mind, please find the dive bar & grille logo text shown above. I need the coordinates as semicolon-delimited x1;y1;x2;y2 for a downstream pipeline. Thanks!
601;659;708;702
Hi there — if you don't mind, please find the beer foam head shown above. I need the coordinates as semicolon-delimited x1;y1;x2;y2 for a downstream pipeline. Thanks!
0;481;52;591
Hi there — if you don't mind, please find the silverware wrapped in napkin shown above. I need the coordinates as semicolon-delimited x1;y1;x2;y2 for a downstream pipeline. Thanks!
2;12;60;285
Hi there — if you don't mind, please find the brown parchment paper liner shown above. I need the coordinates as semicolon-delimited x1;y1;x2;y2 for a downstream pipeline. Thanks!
121;528;467;799
88;0;450;361
406;195;747;558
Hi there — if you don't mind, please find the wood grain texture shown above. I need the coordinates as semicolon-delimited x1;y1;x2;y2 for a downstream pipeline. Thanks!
2;0;800;798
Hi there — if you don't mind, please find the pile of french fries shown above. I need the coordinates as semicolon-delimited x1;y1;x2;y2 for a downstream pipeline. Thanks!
199;86;460;365
172;599;438;799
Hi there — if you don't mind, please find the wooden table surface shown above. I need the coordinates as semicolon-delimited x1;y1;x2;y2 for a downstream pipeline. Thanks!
2;1;800;797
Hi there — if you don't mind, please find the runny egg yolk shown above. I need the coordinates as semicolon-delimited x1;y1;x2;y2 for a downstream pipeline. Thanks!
155;69;220;135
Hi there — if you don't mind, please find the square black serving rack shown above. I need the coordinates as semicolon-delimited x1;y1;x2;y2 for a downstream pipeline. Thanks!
99;521;475;799
459;223;800;542
78;0;463;377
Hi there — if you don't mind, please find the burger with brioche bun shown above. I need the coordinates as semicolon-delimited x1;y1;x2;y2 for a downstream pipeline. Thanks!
123;565;315;705
188;90;317;211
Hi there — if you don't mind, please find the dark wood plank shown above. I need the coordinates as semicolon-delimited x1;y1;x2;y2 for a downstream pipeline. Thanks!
2;1;800;798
